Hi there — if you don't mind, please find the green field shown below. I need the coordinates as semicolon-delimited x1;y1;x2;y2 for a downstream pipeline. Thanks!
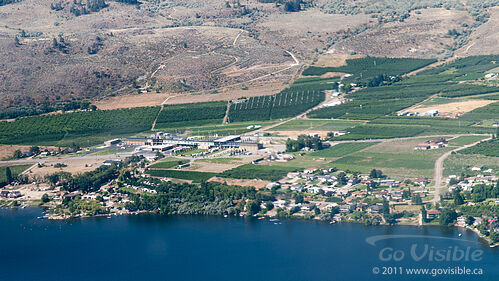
271;119;365;131
443;154;499;177
0;164;31;183
146;169;217;182
155;102;228;129
0;107;160;146
458;139;499;157
196;158;242;164
148;159;189;169
220;164;299;182
334;124;427;140
307;55;499;127
309;142;379;158
446;135;488;147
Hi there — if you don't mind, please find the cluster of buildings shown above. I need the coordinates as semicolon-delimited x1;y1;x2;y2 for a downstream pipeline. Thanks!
0;190;22;199
398;109;438;117
125;133;262;154
448;174;498;192
414;138;447;150
264;168;430;215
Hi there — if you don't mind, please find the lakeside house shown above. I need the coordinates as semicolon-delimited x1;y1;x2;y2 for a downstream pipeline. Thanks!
426;210;441;220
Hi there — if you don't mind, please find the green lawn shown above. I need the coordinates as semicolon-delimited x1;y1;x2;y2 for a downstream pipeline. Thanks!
176;148;208;156
309;142;379;158
0;164;32;183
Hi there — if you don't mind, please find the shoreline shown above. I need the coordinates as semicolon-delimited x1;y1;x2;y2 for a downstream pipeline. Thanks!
5;205;498;248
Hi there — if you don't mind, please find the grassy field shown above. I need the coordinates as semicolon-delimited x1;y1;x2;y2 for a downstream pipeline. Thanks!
316;138;454;179
176;148;208;156
458;139;499;157
220;164;298;182
446;135;488;147
148;159;189;169
196;158;242;164
309;142;379;158
271;119;365;131
0;164;31;183
443;154;499;177
146;169;217;182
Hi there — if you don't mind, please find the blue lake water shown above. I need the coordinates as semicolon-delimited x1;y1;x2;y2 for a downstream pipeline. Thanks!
0;208;498;281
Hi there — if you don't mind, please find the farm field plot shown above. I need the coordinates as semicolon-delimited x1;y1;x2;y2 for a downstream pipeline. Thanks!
460;101;499;122
219;164;299;182
146;169;217;182
0;164;31;183
148;159;189;169
155;102;228;129
444;154;499;177
161;120;279;136
329;138;455;178
458;139;499;157
270;119;365;131
0;107;160;146
406;99;496;118
334;124;427;140
308;56;499;121
309;142;379;158
302;57;437;83
228;90;325;122
446;135;489;147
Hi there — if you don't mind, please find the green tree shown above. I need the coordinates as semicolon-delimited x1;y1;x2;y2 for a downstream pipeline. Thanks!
265;202;274;211
382;199;390;216
439;208;457;226
5;167;13;183
30;146;40;155
489;229;499;244
13;150;22;159
295;194;304;204
453;190;465;205
412;194;422;205
41;193;50;203
421;205;428;223
245;200;260;216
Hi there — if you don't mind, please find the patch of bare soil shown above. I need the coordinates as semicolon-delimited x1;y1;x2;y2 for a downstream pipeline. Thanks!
209;177;270;190
0;145;57;160
163;81;287;105
28;159;105;178
313;53;364;68
94;92;171;110
406;99;496;118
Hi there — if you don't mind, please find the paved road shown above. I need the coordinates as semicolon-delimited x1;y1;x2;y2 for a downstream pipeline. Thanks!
431;135;492;204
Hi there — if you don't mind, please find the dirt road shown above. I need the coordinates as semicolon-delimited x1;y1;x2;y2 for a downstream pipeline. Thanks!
431;135;492;203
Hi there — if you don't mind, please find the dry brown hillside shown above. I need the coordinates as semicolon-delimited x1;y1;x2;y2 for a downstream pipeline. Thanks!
0;0;498;111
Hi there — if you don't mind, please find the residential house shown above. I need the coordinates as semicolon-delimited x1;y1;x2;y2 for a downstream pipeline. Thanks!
426;210;441;220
